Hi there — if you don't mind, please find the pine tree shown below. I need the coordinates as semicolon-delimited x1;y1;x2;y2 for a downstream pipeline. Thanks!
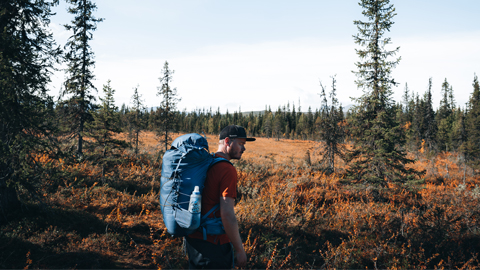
59;0;103;158
346;0;420;185
0;0;61;213
157;61;180;152
317;76;346;173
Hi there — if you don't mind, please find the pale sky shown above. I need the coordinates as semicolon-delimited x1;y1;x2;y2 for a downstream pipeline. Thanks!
48;1;480;113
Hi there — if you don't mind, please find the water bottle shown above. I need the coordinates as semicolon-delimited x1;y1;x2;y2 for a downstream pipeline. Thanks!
188;186;201;213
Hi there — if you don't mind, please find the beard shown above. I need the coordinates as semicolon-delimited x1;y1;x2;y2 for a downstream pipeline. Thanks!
229;149;243;159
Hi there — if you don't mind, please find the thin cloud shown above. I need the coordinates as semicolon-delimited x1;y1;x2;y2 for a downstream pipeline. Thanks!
49;33;479;113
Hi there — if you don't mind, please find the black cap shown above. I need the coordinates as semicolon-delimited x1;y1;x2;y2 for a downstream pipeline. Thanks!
219;125;256;141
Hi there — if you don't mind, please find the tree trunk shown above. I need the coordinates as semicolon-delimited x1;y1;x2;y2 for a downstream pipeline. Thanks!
0;185;21;223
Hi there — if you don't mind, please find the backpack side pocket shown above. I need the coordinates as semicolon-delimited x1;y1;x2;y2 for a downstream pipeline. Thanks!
175;208;201;230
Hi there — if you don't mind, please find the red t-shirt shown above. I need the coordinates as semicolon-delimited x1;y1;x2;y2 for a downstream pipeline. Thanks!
188;155;237;244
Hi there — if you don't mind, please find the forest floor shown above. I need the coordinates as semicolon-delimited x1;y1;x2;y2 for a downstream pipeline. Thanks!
1;131;479;269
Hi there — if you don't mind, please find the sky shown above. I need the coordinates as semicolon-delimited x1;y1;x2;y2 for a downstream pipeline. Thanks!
48;1;480;113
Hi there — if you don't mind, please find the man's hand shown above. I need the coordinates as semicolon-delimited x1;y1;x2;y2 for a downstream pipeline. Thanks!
236;249;247;268
220;196;247;268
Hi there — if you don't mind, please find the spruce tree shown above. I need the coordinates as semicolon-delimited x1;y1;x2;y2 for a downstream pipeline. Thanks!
436;79;455;152
88;80;127;181
306;107;315;139
346;0;420;185
255;113;263;137
129;85;145;155
400;83;415;129
263;111;273;138
119;103;129;130
273;107;284;141
451;107;466;152
464;74;480;171
291;103;297;135
156;61;180;152
145;107;154;130
422;78;437;152
317;76;346;173
0;0;61;212
410;81;436;156
297;114;307;140
451;107;468;183
412;93;423;151
401;83;415;150
59;0;103;158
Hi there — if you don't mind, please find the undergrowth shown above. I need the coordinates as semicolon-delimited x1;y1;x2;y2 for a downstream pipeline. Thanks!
1;133;479;269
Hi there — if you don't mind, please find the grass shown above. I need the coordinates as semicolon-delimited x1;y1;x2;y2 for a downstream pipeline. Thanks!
1;131;480;269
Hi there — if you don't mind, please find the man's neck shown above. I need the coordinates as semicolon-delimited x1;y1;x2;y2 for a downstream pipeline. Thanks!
215;151;230;160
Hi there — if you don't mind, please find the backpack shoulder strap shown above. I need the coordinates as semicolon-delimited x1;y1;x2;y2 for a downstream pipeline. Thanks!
210;153;232;167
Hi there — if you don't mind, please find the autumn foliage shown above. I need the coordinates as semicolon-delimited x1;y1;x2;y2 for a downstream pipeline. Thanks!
1;131;480;269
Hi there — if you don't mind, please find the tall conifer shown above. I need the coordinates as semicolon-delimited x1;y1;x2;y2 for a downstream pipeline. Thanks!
0;0;61;212
422;78;437;152
401;83;411;122
317;76;346;173
156;61;180;152
88;80;126;181
401;83;416;150
451;108;466;152
465;74;480;170
273;107;284;141
59;0;103;158
436;79;455;152
263;112;273;138
129;85;145;155
346;0;421;185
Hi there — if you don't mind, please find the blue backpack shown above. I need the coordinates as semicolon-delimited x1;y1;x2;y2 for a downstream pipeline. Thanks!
160;133;230;238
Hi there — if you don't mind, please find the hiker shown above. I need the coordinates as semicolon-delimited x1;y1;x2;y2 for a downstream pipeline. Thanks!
185;125;255;269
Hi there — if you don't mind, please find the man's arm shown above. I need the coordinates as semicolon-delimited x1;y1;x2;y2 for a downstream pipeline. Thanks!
220;196;247;267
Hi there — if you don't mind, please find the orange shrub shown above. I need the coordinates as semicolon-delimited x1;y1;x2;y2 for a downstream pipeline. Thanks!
2;132;479;269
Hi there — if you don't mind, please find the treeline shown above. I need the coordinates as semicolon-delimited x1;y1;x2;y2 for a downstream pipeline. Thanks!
112;75;480;159
120;102;320;140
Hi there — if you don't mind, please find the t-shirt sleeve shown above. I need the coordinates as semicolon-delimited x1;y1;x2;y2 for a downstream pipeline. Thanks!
220;163;238;198
214;162;238;199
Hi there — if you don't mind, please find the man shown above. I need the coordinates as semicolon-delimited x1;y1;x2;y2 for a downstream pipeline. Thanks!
185;125;255;269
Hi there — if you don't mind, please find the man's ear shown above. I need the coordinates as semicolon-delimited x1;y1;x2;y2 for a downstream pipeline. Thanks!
225;137;231;146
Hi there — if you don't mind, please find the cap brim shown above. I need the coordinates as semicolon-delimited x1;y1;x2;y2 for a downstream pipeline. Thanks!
224;136;256;141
